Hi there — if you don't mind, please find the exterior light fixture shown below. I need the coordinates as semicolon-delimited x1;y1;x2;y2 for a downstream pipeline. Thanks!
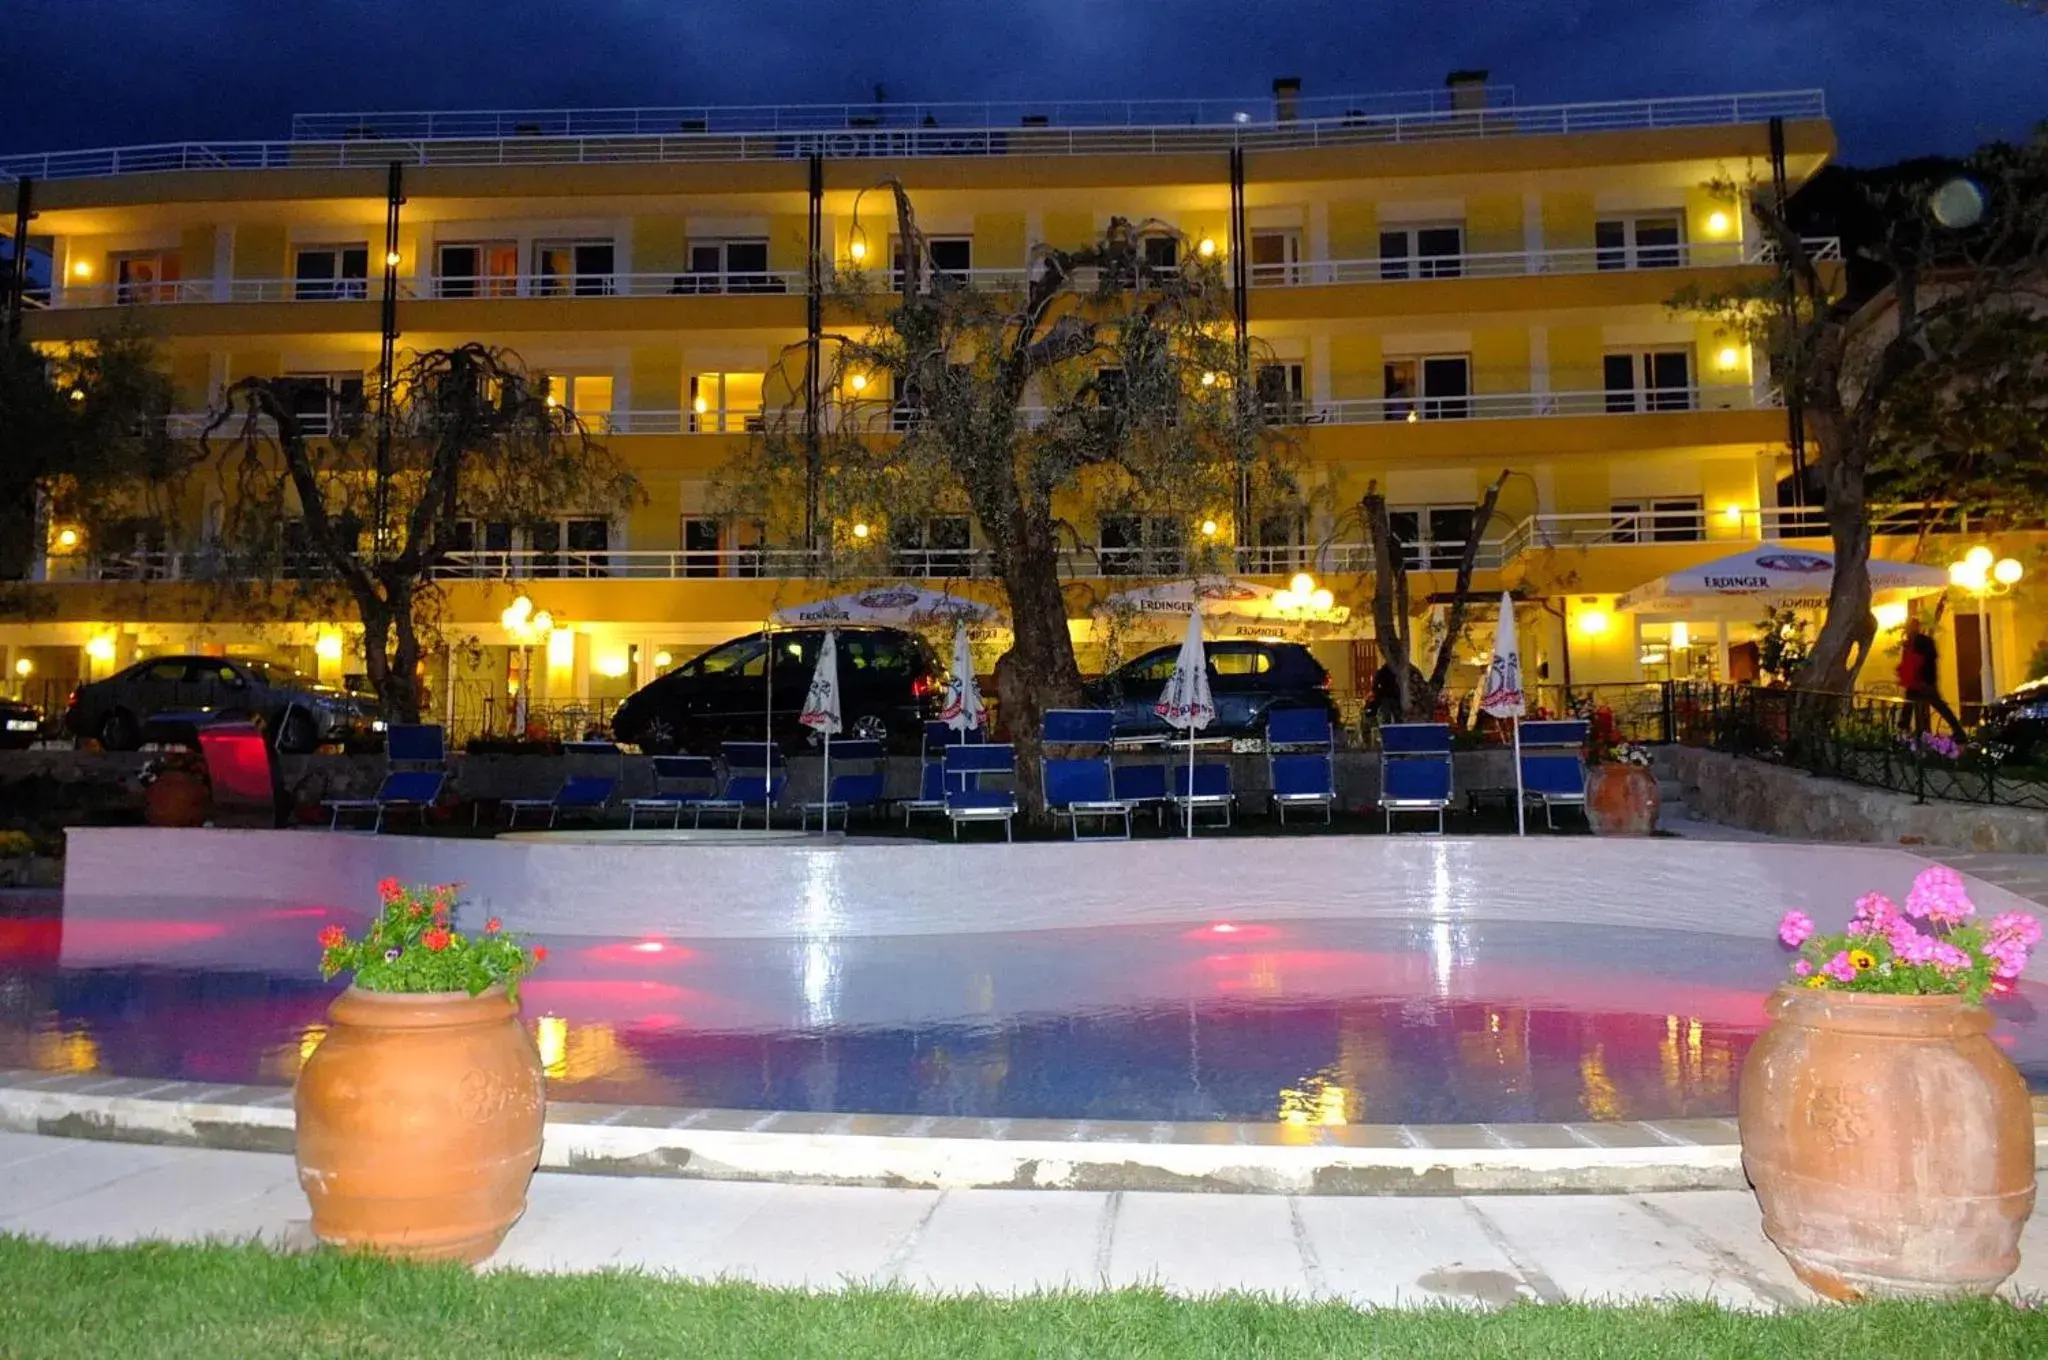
69;388;86;402
848;234;868;262
596;651;631;679
71;260;92;279
1200;519;1219;537
1993;557;2024;587
54;528;79;550
315;634;344;661
1722;504;1744;526
546;627;574;668
654;650;673;669
1706;210;1732;236
12;658;31;678
852;522;870;539
692;395;710;415
85;635;117;663
1309;588;1334;612
1290;572;1316;597
1405;408;1420;423
849;372;868;393
1577;609;1611;637
1200;371;1218;387
1670;622;1690;651
1717;346;1742;371
1872;602;1908;630
1197;237;1217;258
1965;545;1994;572
385;250;402;268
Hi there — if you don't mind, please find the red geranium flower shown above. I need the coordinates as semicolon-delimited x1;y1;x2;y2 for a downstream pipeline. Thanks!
410;903;427;918
531;946;547;963
377;877;402;901
318;924;346;949
486;917;502;933
422;928;452;953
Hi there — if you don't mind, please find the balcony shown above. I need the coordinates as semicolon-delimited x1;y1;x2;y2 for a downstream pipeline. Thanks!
0;90;1825;183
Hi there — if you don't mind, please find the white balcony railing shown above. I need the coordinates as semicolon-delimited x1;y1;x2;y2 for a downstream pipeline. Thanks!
25;242;1841;312
1;90;1827;183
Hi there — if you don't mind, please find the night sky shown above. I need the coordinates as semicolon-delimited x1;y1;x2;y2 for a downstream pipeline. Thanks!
0;0;2043;165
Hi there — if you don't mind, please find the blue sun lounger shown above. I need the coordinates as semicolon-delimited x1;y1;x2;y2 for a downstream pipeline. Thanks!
1040;710;1131;840
324;723;447;831
1517;720;1590;830
625;755;723;829
1266;708;1336;826
801;739;888;830
1379;722;1454;834
944;743;1018;841
503;774;617;829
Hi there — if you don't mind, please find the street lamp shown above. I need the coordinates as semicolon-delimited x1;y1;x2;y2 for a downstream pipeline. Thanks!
1947;550;2024;713
500;595;554;736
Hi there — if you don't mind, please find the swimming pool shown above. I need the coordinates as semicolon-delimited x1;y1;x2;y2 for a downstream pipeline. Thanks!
6;890;2044;1125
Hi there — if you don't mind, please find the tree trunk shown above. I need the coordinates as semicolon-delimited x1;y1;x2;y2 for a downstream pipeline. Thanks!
991;500;1084;822
1363;485;1429;721
385;581;424;725
1425;470;1512;699
1801;410;1876;694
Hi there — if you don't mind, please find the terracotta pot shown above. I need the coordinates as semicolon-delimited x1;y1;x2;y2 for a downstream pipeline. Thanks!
1585;762;1659;835
295;985;545;1265
143;769;210;827
1739;987;2036;1300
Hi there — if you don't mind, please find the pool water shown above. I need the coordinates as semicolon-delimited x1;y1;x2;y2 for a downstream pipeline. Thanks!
4;894;2044;1125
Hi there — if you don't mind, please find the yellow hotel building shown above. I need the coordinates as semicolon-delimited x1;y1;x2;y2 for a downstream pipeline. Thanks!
11;80;2024;730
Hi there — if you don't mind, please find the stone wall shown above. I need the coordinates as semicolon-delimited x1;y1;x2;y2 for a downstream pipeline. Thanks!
1669;747;2048;854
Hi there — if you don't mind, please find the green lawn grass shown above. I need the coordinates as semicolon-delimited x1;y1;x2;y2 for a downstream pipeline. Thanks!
0;1236;2039;1359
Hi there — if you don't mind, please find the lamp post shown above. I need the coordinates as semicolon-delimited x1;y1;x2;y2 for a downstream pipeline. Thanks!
1947;548;2024;716
500;595;553;737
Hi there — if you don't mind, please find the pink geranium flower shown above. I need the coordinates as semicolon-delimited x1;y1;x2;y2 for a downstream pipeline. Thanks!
1778;910;1815;949
1823;951;1858;983
1905;866;1974;925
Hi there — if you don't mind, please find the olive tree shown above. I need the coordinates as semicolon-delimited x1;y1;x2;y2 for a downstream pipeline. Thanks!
725;185;1302;799
1360;470;1512;721
204;345;640;722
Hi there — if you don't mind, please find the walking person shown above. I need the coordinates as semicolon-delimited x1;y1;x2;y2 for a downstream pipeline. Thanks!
1897;616;1964;736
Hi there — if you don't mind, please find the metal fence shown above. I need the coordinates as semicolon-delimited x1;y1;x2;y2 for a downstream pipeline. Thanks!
1666;681;2048;811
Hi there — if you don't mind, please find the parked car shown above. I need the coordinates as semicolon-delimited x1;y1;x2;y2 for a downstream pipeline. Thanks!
0;697;42;750
65;656;375;754
1981;676;2048;767
610;626;945;755
1083;639;1338;741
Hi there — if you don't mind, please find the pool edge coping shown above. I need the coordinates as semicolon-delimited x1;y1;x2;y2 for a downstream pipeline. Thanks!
7;1071;2047;1196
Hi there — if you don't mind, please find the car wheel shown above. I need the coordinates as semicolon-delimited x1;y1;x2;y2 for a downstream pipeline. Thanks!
638;716;680;756
851;714;890;744
99;710;140;752
275;708;319;755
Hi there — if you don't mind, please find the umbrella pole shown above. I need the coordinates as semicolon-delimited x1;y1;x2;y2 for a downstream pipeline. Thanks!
763;622;773;831
821;728;831;835
1513;716;1526;837
1185;728;1195;839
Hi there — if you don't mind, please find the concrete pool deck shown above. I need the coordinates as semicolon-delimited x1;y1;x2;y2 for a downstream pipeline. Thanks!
3;1129;2047;1307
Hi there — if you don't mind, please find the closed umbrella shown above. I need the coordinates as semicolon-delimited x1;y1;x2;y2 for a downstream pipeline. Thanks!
1478;591;1527;835
799;629;843;832
1155;610;1217;839
938;622;986;735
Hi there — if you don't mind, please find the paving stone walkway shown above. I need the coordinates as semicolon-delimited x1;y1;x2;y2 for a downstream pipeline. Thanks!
4;1131;2046;1306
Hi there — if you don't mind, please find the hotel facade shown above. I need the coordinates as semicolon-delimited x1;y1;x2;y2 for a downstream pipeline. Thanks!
4;80;2036;731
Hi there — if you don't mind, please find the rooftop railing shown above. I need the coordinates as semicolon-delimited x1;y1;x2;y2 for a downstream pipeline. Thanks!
1;90;1825;184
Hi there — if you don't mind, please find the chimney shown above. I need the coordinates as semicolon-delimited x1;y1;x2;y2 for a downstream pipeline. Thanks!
1272;77;1302;123
1446;69;1489;113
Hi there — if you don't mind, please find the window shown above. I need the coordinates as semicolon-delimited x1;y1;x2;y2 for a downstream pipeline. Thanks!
681;516;723;578
890;515;972;577
1603;351;1694;413
679;239;777;294
1387;505;1476;570
529;518;611;579
690;636;767;678
436;241;519;298
1595;215;1685;271
1249;231;1301;286
1255;363;1305;421
1383;355;1471;420
279;372;366;437
112;251;180;304
293;244;369;301
1245;511;1306;573
534;240;615;297
542;374;615;427
446;520;513;577
1379;225;1464;280
891;236;972;290
840;631;913;674
1210;648;1273;677
1142;235;1181;276
691;373;765;433
1099;513;1185;575
1609;498;1705;544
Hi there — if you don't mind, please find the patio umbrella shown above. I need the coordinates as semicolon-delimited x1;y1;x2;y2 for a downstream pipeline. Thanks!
938;622;986;735
1615;544;1948;616
799;629;843;832
1093;576;1349;639
1478;591;1527;836
1155;610;1217;839
773;586;1002;628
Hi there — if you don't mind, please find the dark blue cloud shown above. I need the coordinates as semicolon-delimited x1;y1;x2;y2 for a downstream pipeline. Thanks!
2;0;2042;163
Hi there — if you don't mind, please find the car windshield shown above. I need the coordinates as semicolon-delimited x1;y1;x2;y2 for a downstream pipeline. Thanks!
240;660;309;687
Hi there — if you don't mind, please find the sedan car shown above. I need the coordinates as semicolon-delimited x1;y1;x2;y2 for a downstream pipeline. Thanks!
1082;639;1338;741
65;656;374;753
0;697;42;750
611;626;944;754
1981;676;2048;767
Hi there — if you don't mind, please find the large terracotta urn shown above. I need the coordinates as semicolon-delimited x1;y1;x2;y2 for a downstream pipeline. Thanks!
143;769;210;827
295;986;546;1265
1585;762;1659;836
1739;987;2035;1299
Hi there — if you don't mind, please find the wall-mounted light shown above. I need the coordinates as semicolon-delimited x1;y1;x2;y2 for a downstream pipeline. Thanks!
1722;504;1744;526
654;650;673;669
596;650;631;679
12;658;31;678
1872;602;1909;631
692;395;709;415
384;250;402;268
1706;210;1732;236
1576;609;1611;637
848;233;868;263
1200;519;1219;538
546;627;575;668
70;260;92;279
1405;409;1419;423
54;528;79;550
69;388;86;403
1200;371;1218;387
848;372;869;393
1670;622;1690;651
1197;237;1217;258
85;635;117;663
1716;346;1742;371
315;634;344;661
852;522;870;539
